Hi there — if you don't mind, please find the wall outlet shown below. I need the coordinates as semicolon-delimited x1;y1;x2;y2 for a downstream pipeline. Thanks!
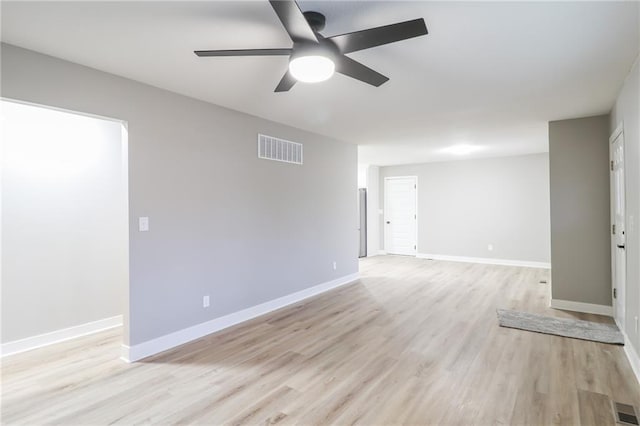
203;295;210;308
635;316;638;334
487;244;493;251
139;217;149;232
333;261;337;270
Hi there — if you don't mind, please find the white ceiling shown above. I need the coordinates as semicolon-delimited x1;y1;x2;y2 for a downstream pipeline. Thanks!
2;1;638;166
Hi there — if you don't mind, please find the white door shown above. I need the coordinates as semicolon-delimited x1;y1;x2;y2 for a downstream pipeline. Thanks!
384;176;417;255
610;126;625;328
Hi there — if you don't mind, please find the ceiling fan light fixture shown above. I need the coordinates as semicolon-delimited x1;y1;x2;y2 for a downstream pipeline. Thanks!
194;1;428;91
289;55;335;83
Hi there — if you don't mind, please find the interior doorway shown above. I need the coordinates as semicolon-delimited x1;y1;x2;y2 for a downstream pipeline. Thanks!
1;99;129;356
384;176;417;256
610;123;625;329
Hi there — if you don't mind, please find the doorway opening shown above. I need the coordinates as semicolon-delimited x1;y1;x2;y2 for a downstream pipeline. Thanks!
1;99;129;356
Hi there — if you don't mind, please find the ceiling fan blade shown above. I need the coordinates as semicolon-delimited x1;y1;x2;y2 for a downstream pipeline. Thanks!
268;0;318;44
335;55;389;87
275;70;297;92
194;48;292;57
329;18;428;54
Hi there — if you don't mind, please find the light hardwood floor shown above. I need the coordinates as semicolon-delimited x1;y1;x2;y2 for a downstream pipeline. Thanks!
2;256;639;425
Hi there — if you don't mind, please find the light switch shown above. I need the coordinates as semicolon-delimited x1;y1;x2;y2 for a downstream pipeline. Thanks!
139;217;149;232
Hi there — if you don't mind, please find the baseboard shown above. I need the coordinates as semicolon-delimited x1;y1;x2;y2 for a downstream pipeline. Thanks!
623;329;640;386
378;250;387;255
122;272;360;363
1;315;123;357
550;299;613;316
416;253;550;269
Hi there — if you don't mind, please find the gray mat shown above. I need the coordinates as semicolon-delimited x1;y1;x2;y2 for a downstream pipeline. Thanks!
496;309;624;345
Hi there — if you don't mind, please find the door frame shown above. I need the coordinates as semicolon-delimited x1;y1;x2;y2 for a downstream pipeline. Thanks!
610;122;625;329
384;176;418;256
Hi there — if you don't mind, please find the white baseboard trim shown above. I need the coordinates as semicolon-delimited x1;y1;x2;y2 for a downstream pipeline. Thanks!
1;315;123;357
122;272;360;363
550;299;613;316
377;250;387;255
623;329;640;386
416;253;550;269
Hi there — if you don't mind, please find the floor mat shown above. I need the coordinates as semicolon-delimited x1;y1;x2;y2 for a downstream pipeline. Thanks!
496;309;624;345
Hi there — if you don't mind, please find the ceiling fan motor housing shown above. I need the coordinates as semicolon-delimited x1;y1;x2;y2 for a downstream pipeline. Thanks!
303;11;326;32
291;39;338;62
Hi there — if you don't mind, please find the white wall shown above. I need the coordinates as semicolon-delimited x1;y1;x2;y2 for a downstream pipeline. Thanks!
379;153;550;264
357;164;368;189
1;44;359;352
1;100;128;343
611;55;640;354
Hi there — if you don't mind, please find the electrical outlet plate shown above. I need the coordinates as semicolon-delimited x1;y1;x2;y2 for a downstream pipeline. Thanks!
139;217;149;232
203;295;210;308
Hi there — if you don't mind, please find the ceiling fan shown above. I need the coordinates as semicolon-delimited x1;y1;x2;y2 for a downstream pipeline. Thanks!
194;0;428;92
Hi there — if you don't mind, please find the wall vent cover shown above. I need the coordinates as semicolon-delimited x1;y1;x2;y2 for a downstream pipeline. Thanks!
258;134;303;165
615;402;639;425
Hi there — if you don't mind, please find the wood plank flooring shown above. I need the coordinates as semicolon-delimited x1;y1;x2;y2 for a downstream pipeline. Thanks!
2;256;639;425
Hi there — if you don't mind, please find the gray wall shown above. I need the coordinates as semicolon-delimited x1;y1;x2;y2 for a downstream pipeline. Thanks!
379;154;551;263
2;101;128;342
1;44;358;346
611;57;639;352
549;115;612;306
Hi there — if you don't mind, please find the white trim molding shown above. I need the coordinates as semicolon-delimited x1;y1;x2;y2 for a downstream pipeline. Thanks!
550;299;613;316
122;273;360;363
416;253;550;269
623;329;640;386
377;250;388;256
1;315;123;357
